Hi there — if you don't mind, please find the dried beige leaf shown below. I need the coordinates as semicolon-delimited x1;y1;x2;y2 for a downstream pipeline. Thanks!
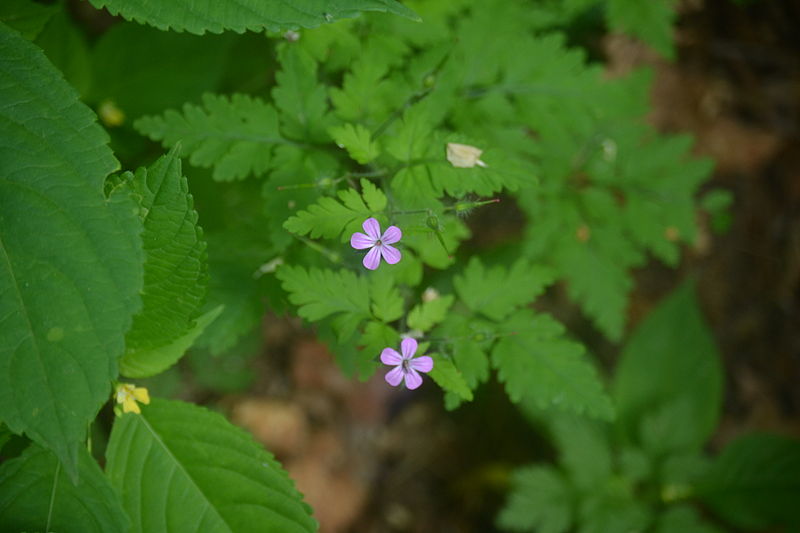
446;142;488;168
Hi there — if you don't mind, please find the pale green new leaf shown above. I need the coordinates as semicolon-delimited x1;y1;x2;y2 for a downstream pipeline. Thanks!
0;22;142;477
272;43;330;142
277;265;371;339
329;123;380;164
87;0;418;35
135;93;283;181
118;151;208;378
492;310;614;420
497;466;572;533
106;399;316;533
0;444;129;533
454;258;555;321
283;183;387;242
428;355;473;403
407;294;454;332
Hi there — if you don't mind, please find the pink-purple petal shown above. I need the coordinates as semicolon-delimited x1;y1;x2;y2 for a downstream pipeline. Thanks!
350;232;375;250
362;246;382;270
380;225;402;245
404;369;423;390
381;348;403;365
380;244;402;265
362;217;381;240
400;337;418;359
409;355;433;373
385;366;405;387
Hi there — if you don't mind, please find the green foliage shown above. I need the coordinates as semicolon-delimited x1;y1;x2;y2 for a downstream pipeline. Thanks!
0;22;142;478
0;0;57;40
454;258;554;321
497;466;572;533
696;433;800;530
606;0;676;58
273;43;331;142
135;93;283;181
117;151;210;378
428;355;473;403
0;444;129;533
87;0;419;35
493;310;614;420
284;180;387;241
106;398;316;533
612;282;722;453
329;123;380;164
407;294;454;331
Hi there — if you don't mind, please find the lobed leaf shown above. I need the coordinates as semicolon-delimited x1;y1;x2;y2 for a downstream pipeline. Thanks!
106;398;316;533
407;294;454;332
272;43;330;142
497;466;572;533
0;22;142;477
428;355;473;403
135;93;283;181
329;123;380;164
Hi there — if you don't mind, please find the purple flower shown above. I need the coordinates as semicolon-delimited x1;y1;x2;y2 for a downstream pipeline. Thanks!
350;217;402;270
380;338;433;390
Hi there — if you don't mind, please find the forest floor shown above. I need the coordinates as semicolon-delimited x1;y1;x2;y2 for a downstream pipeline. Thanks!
216;1;800;531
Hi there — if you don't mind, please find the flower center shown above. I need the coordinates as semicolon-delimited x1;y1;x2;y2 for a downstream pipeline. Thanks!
375;239;382;246
402;359;411;372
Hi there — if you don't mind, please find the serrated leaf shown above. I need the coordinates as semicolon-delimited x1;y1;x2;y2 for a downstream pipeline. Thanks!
357;321;399;378
135;93;282;181
492;310;614;420
434;312;494;389
607;0;676;58
548;414;612;490
403;215;470;269
360;178;388;212
87;0;418;35
612;282;722;451
283;185;387;242
118;151;208;378
578;485;651;533
497;466;572;533
329;123;380;164
106;399;316;533
0;22;142;477
122;305;223;378
272;43;330;142
369;269;404;323
696;433;800;530
407;295;454;331
454;258;554;321
0;444;129;533
277;265;371;339
428;355;473;403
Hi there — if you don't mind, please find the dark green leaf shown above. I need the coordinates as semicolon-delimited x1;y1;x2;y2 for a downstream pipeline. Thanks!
497;466;572;533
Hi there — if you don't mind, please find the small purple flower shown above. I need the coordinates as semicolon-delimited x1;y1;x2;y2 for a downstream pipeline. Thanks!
381;338;433;390
350;217;402;270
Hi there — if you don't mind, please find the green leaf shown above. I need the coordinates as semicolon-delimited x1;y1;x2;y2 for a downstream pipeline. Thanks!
106;399;316;533
607;0;676;59
454;258;555;321
407;294;454;332
548;414;612;490
497;466;572;533
34;9;91;97
0;0;57;40
578;483;651;533
492;310;614;420
696;433;800;530
434;312;494;389
89;23;235;119
369;269;404;323
277;265;371;339
357;321;398;378
0;22;142;477
122;305;223;378
87;0;418;35
612;282;722;451
655;506;722;533
118;151;208;378
283;184;387;242
329;123;380;164
272;43;330;142
135;93;283;181
0;444;129;533
428;355;473;403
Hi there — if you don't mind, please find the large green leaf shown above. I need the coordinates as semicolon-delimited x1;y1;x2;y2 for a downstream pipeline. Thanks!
106;399;317;533
0;444;129;533
87;0;418;35
696;433;800;530
117;151;209;378
0;22;142;476
497;466;572;533
612;282;722;451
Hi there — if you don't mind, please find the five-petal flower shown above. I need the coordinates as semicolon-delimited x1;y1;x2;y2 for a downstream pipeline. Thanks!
381;338;433;390
350;217;402;270
114;383;150;414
